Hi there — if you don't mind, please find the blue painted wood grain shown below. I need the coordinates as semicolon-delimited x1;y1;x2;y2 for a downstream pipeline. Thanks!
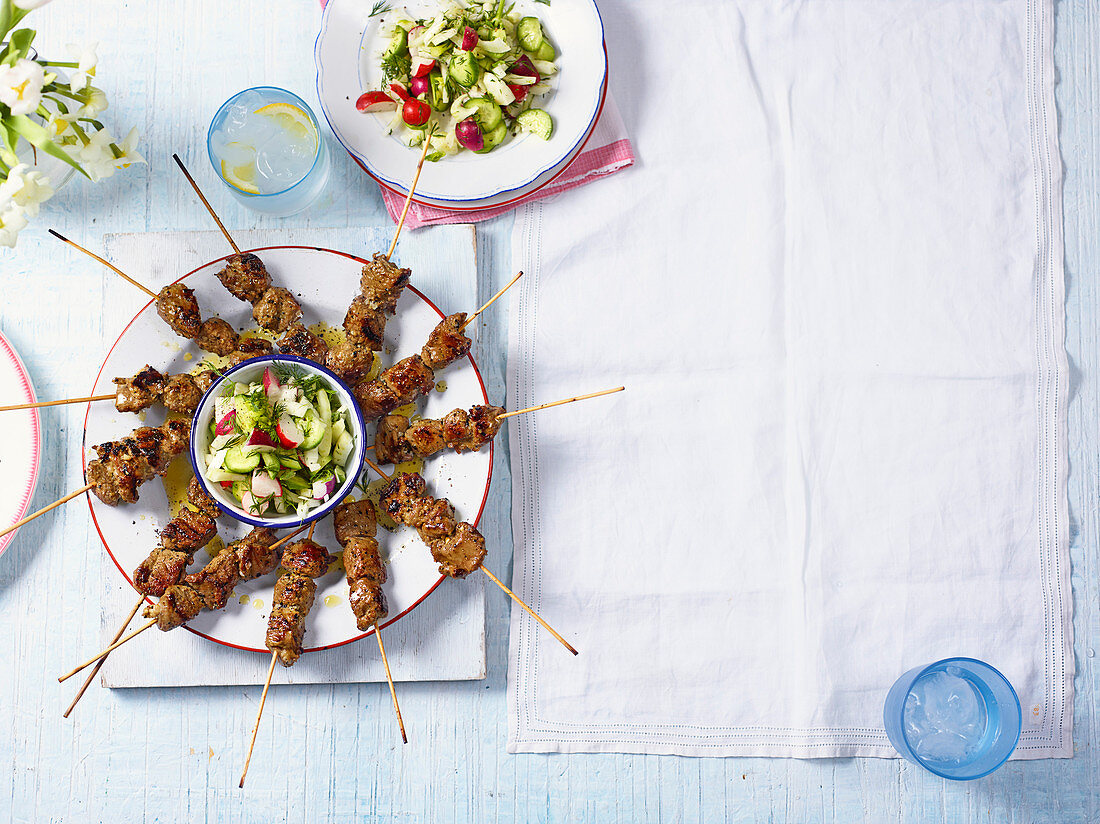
0;1;1096;821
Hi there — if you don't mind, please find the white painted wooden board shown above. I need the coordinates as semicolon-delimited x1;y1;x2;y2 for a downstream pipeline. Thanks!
98;227;487;687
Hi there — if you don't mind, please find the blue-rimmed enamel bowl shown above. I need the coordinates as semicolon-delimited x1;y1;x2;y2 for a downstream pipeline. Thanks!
314;0;606;205
189;354;367;529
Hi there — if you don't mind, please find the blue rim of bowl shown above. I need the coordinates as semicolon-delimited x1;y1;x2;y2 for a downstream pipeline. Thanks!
900;656;1022;781
188;353;367;529
313;0;607;203
206;85;324;200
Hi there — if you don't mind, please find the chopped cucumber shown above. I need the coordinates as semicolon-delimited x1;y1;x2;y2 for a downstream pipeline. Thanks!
299;411;326;449
516;108;552;140
449;51;479;88
224;444;261;474
316;389;331;425
535;39;555;62
429;71;449;111
260;451;280;473
468;96;503;130
516;17;543;52
333;431;354;468
475;121;508;153
383;26;408;60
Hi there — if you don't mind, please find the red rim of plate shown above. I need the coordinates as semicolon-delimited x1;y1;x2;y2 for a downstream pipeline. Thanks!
353;45;610;211
82;245;494;655
0;331;41;559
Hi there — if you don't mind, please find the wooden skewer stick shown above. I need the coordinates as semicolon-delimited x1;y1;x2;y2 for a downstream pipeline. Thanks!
63;594;145;718
374;622;407;744
172;153;241;254
58;523;312;682
361;458;577;655
481;566;578;655
498;386;626;420
0;482;95;540
459;270;524;332
58;617;157;682
49;229;158;299
386;126;436;260
239;650;278;788
0;394;114;412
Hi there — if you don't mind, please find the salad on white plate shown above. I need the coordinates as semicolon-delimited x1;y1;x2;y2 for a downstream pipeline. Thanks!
356;0;558;158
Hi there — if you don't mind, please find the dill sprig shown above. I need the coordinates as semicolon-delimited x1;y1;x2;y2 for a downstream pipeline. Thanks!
381;51;411;84
369;0;392;18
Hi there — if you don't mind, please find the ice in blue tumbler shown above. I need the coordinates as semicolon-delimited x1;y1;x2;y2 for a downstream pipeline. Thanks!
883;657;1021;780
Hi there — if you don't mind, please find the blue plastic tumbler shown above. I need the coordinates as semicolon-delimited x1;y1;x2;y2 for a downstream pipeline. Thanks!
884;657;1021;780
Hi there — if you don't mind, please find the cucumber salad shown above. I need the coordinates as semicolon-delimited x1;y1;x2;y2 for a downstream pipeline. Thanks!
356;0;558;157
203;365;356;519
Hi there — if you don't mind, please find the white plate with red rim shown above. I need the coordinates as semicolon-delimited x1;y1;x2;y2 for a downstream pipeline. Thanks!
0;331;41;560
314;0;606;205
83;246;493;654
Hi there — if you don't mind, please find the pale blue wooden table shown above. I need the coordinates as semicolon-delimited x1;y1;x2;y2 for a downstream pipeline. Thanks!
0;2;1097;821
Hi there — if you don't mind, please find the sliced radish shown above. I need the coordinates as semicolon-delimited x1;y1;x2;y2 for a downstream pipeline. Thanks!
276;415;304;448
252;471;283;499
510;55;540;81
410;74;431;97
240;489;258;514
262;367;281;400
411;56;436;78
247;428;277;448
356;90;398;113
455;118;483;151
214;410;237;436
220;480;233;489
460;26;478;51
506;83;528;103
311;477;337;500
407;24;426;48
388;82;411;102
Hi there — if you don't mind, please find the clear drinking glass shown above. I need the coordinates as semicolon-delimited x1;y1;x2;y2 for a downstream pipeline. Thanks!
206;86;331;217
884;657;1021;780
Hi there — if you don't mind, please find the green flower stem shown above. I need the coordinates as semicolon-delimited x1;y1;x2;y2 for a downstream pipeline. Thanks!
40;61;80;68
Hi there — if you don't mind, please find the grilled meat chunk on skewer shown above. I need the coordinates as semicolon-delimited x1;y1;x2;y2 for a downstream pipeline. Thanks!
113;366;208;414
332;499;388;631
374;404;505;464
278;323;329;364
351;314;471;420
380;473;487;579
225;336;275;368
145;527;279;630
343;296;387;351
161;374;205;413
113;366;165;412
420;313;471;371
133;547;194;597
352;355;435;420
195;317;240;356
215;253;271;304
159;505;217;551
326;337;375;382
86;420;191;506
187;476;221;518
156;283;203;339
252;287;302;334
194;370;216;393
360;253;411;316
266;539;333;666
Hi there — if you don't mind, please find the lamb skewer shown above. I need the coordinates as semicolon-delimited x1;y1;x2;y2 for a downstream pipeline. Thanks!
365;459;577;655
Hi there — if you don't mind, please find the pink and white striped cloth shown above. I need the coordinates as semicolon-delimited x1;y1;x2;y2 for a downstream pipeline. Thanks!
317;0;634;229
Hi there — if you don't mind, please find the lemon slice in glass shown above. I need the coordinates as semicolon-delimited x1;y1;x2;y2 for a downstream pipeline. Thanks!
255;102;318;151
221;157;260;194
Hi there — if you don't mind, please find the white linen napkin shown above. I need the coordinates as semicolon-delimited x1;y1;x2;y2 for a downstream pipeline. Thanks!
507;0;1069;757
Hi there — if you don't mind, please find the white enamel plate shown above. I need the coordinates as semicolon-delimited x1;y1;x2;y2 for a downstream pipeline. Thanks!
83;246;492;653
315;0;606;204
0;332;40;560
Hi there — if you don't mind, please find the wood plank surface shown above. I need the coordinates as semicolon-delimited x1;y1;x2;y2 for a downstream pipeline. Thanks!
0;0;1095;821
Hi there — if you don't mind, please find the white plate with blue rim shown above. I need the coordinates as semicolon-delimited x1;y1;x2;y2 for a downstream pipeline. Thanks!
314;0;606;205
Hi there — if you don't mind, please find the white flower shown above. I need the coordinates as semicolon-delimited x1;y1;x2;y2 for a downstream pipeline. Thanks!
77;127;118;182
0;164;54;219
13;0;54;8
66;41;98;93
0;204;29;248
75;87;108;118
0;58;46;116
111;127;145;170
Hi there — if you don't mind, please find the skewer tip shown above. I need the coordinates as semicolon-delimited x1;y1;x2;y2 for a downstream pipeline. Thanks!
47;228;66;241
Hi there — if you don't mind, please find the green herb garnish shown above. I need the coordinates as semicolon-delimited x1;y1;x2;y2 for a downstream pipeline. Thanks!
369;0;392;18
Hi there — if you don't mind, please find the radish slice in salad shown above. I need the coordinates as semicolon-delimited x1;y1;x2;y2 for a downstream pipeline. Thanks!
356;90;398;113
460;26;478;51
311;477;337;500
262;367;281;400
276;415;303;449
409;75;431;98
215;410;236;436
252;471;283;499
455;118;483;151
247;428;277;448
